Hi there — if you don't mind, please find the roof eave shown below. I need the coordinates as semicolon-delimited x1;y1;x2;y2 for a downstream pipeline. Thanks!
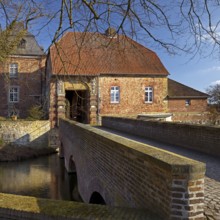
167;96;208;99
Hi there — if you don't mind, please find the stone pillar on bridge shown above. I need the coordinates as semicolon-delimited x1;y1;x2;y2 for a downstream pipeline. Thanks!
57;80;66;125
89;95;97;125
89;78;98;125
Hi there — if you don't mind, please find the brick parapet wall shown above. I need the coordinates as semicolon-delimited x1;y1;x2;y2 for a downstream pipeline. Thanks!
59;119;205;219
0;120;50;147
0;193;160;220
102;117;220;157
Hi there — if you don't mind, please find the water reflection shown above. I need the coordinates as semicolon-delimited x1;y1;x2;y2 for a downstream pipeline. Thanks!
0;154;82;202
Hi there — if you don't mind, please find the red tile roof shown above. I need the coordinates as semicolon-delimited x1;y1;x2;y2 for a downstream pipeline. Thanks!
168;79;208;99
49;32;169;76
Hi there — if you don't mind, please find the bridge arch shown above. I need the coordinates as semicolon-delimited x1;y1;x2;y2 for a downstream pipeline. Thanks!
59;141;64;158
85;177;112;205
67;155;76;173
89;192;106;205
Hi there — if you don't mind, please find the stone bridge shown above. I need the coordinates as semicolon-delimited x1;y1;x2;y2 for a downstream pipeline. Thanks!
59;118;206;220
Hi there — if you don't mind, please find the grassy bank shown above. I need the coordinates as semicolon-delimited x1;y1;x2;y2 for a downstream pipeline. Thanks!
0;145;57;162
0;193;160;220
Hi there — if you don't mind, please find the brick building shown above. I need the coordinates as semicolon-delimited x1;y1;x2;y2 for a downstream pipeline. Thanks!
0;25;45;118
167;79;209;122
46;30;208;127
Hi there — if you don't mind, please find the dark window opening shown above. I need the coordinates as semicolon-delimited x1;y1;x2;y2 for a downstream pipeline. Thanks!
89;192;106;205
18;39;26;49
185;99;191;106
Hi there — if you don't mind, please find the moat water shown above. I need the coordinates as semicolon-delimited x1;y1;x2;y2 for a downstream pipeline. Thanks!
0;154;81;201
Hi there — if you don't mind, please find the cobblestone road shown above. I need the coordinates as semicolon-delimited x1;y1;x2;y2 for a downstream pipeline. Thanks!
98;127;220;220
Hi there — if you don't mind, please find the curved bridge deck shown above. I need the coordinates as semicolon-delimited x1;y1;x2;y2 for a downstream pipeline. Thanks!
98;124;220;219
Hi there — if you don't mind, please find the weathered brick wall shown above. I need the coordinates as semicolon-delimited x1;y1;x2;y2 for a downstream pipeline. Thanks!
0;56;45;118
168;99;208;113
102;117;220;157
49;78;57;128
171;112;211;124
0;120;50;147
59;118;205;219
99;76;168;116
0;193;160;220
168;99;209;123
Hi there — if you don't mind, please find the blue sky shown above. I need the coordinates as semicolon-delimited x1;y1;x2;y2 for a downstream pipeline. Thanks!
158;52;220;93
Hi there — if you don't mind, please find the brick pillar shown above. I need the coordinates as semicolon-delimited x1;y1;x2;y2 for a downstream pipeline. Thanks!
171;177;205;219
89;95;98;125
88;77;98;125
56;80;66;126
57;95;66;120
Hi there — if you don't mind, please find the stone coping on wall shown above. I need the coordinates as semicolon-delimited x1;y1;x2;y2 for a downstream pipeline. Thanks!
137;113;173;118
71;120;206;180
0;193;161;220
101;116;220;157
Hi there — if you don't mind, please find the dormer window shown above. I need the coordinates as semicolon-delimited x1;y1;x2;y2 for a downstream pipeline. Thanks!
18;39;26;49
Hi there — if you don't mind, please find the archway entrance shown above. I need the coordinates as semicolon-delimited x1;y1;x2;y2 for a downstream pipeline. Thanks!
65;90;89;123
89;192;106;205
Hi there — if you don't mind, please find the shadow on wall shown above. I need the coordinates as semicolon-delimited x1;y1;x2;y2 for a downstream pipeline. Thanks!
0;121;51;148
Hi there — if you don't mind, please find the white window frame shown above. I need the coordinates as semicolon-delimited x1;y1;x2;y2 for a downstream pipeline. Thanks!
145;87;153;103
9;63;18;78
9;86;19;103
110;86;120;103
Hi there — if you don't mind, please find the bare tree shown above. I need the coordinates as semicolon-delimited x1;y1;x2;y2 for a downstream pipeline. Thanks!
0;0;46;62
0;22;26;63
1;1;220;55
206;83;220;107
45;0;220;56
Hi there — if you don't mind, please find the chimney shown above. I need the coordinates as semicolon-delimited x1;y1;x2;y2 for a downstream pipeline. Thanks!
105;27;117;37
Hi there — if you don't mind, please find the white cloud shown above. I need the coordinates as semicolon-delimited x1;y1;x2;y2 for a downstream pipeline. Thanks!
210;80;220;85
201;32;220;43
200;66;220;73
199;24;220;44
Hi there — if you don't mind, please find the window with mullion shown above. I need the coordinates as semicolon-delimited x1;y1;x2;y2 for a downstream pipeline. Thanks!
9;87;19;103
110;86;120;103
145;87;153;103
9;63;18;78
